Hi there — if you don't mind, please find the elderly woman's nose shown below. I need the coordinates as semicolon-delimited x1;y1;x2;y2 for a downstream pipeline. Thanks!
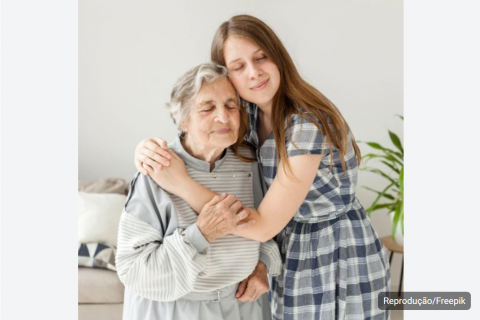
214;107;230;123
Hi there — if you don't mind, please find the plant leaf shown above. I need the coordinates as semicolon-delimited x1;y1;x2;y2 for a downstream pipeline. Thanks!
392;202;402;240
366;168;397;185
380;160;400;174
362;186;395;200
365;182;395;214
401;204;404;235
366;142;390;152
399;166;404;196
396;114;404;120
388;130;404;155
399;166;404;236
362;152;403;166
391;151;404;162
365;142;403;161
385;154;403;166
371;203;397;211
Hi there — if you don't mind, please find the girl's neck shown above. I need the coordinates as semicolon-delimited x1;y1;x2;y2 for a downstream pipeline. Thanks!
258;109;271;127
257;108;273;147
256;102;272;120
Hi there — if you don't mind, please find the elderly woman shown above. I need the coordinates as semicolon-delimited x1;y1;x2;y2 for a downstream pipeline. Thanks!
116;62;282;320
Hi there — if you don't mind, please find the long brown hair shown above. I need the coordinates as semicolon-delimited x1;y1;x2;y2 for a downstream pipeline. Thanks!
211;15;361;176
232;97;255;163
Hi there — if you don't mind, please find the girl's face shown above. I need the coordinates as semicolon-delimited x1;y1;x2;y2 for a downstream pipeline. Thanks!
223;36;280;112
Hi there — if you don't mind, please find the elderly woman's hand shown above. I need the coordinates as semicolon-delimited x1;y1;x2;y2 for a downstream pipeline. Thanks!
134;137;171;175
235;261;269;302
196;194;255;243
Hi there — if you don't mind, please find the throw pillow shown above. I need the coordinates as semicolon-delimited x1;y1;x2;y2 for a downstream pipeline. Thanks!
78;192;126;247
78;242;116;271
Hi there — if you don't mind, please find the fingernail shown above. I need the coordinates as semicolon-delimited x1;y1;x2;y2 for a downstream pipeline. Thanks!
167;155;171;159
221;193;226;196
157;164;161;169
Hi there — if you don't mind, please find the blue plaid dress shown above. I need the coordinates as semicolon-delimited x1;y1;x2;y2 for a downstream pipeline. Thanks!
244;103;391;320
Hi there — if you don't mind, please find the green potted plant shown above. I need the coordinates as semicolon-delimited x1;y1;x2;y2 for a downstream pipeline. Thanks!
360;115;404;243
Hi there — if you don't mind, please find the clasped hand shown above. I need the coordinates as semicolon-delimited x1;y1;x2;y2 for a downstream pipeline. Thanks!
196;193;255;243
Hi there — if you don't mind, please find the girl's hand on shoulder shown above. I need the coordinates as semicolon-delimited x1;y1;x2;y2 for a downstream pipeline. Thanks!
143;149;187;194
134;137;172;175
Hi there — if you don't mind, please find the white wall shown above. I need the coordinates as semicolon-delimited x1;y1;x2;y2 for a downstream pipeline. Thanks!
79;0;403;287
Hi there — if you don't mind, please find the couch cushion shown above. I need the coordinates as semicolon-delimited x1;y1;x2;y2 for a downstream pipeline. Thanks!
79;178;129;195
78;303;123;320
78;192;126;247
78;267;124;303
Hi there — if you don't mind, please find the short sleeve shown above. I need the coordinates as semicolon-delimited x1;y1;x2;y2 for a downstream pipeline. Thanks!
286;113;328;157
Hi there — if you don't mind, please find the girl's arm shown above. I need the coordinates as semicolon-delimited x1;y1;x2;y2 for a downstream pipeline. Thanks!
147;150;322;242
234;153;322;241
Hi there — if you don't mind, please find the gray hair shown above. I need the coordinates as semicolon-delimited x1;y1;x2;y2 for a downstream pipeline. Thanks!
166;62;237;131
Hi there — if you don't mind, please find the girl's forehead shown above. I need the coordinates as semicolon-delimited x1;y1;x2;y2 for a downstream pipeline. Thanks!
224;36;262;60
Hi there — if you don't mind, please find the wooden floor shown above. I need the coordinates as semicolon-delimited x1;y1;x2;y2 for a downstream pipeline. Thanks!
391;309;403;320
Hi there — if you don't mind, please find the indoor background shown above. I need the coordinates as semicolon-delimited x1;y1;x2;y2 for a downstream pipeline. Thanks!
79;0;403;290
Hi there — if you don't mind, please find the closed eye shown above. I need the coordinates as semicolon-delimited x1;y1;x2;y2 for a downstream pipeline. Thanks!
234;65;244;71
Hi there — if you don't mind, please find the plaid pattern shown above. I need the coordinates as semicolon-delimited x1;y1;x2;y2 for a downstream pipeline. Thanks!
245;103;391;320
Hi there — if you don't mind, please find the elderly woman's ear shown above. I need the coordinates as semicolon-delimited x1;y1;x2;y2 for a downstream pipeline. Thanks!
180;123;188;134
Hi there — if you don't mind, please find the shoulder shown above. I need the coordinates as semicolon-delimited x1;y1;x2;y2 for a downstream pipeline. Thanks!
288;110;322;131
168;137;183;154
286;110;327;156
124;172;173;232
287;110;325;141
125;172;169;212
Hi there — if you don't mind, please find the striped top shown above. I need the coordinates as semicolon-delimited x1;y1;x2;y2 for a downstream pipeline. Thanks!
116;136;281;302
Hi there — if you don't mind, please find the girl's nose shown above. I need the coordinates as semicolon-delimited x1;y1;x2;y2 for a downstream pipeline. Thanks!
248;63;262;80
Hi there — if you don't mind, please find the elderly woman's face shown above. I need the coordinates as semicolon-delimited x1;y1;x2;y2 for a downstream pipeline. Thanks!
182;78;240;150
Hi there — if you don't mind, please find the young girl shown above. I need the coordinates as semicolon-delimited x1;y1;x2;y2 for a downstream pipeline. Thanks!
134;15;390;320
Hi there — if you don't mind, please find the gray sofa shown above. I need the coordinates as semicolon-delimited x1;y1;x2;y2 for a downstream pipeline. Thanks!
78;178;130;320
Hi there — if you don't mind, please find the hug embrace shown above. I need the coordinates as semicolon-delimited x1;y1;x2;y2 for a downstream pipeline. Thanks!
116;14;391;320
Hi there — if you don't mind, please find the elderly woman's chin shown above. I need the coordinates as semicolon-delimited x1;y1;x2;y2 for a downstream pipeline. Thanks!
210;129;238;149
